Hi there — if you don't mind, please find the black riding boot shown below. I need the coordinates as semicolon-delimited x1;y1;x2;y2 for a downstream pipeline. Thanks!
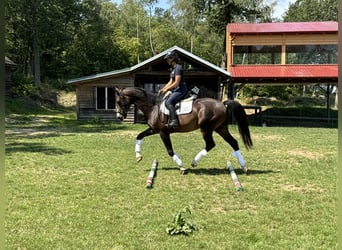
166;105;179;128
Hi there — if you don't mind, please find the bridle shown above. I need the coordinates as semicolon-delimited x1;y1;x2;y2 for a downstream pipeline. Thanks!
117;89;130;119
116;87;166;121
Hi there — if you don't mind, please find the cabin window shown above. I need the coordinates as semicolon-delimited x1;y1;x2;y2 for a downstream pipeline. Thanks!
233;45;282;64
96;87;116;110
286;44;338;64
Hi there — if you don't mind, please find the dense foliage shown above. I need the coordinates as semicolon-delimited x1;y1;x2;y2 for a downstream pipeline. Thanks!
284;0;338;22
5;0;338;99
5;0;273;85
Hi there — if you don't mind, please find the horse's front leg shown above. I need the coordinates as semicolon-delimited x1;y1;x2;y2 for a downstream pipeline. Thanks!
159;131;187;174
135;127;156;162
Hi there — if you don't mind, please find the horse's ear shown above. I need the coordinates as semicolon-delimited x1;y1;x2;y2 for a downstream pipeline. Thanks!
114;86;120;94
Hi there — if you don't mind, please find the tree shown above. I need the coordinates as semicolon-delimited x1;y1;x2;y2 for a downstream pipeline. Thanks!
5;0;81;85
193;0;274;34
283;0;338;21
192;0;274;68
65;0;129;77
6;0;282;91
171;0;200;53
141;0;158;55
114;0;151;64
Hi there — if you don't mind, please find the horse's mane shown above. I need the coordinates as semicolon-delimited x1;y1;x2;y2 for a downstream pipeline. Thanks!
125;87;157;105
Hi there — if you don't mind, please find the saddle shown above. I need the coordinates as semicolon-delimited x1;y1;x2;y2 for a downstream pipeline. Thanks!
160;94;194;115
159;86;199;115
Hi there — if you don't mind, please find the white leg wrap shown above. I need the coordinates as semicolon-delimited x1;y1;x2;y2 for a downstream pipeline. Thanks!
232;150;246;168
194;149;208;163
135;139;143;153
172;154;183;167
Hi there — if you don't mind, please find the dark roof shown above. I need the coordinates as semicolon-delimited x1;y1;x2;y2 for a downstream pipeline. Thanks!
5;56;16;66
227;21;338;34
68;46;230;84
230;65;338;83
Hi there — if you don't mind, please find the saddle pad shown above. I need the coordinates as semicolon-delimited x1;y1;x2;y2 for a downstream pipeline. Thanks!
160;98;194;115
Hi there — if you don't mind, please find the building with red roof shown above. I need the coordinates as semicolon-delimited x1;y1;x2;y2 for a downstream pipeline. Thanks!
225;21;338;125
226;21;338;85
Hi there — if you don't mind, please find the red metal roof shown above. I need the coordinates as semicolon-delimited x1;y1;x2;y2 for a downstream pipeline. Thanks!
227;21;338;34
230;65;338;83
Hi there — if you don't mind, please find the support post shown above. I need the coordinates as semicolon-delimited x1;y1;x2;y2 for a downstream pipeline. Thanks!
326;84;331;125
228;82;235;100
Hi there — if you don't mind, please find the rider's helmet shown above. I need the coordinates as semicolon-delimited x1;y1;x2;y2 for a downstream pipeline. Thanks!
164;51;178;61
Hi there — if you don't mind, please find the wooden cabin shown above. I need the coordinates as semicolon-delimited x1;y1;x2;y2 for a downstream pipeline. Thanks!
68;46;230;122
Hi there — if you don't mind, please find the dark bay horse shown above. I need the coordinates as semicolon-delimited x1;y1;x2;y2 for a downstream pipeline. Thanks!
115;87;253;174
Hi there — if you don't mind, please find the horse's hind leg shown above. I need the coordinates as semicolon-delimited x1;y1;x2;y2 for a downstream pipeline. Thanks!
191;129;215;167
215;125;248;174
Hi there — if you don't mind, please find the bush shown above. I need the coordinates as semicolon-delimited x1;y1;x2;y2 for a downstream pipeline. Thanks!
240;85;303;100
11;73;39;97
43;78;75;92
11;72;74;98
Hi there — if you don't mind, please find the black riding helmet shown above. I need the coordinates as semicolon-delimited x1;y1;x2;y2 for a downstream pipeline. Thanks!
164;51;178;60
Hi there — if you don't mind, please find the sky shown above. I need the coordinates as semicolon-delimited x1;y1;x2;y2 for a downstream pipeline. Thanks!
111;0;297;19
272;0;296;19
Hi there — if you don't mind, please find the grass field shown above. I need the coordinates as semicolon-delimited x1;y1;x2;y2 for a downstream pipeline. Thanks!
5;109;338;249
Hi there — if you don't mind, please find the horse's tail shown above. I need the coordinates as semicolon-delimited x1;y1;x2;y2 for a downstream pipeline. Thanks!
224;100;253;149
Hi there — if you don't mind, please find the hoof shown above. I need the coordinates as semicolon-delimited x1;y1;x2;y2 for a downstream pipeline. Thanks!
190;160;197;168
242;167;249;175
179;168;188;175
136;156;143;163
135;152;143;163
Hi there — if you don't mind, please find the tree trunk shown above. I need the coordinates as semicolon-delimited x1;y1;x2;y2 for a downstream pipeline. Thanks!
32;0;40;86
148;6;154;55
334;86;338;108
33;33;41;86
136;13;140;63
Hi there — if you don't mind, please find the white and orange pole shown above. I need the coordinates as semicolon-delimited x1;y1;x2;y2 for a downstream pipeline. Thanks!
227;160;244;191
146;159;158;189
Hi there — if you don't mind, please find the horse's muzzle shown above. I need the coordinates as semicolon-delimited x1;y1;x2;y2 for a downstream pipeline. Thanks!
117;112;125;120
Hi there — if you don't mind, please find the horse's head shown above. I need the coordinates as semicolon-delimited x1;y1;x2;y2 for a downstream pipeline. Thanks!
115;87;132;120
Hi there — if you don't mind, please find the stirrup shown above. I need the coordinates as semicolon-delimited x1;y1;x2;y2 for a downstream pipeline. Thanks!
166;119;179;128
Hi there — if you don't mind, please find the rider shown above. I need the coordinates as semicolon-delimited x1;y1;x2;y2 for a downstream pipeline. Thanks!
159;51;188;129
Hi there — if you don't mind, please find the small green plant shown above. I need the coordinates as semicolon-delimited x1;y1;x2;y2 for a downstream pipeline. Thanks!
91;115;103;124
166;207;198;236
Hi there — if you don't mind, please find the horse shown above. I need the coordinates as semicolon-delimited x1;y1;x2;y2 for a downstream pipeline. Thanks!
114;87;253;175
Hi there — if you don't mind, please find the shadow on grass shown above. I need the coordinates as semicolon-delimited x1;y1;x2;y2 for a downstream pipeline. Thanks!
190;168;277;175
6;113;133;137
160;167;278;176
5;141;73;155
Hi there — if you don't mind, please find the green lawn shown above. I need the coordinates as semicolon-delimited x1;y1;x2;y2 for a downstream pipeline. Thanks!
5;112;337;249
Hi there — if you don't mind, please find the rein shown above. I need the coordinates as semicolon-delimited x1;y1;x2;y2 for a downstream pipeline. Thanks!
118;87;168;123
155;91;171;123
119;90;125;109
